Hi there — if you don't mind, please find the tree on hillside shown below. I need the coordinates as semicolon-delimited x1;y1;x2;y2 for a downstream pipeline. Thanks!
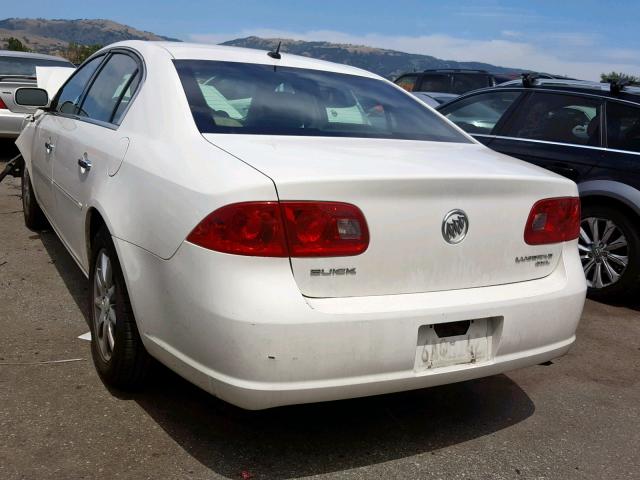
3;37;30;52
64;43;103;65
601;71;640;85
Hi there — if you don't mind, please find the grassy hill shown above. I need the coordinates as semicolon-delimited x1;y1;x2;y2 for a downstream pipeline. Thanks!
0;18;179;56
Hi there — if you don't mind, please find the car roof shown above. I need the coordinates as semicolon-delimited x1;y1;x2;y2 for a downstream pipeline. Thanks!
422;69;490;74
0;49;71;62
452;78;640;104
105;40;383;80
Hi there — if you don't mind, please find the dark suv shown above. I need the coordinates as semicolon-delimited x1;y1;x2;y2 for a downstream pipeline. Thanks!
394;69;496;95
438;78;640;301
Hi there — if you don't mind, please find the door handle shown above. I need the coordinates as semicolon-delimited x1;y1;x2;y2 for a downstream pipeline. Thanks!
78;157;92;172
44;141;54;154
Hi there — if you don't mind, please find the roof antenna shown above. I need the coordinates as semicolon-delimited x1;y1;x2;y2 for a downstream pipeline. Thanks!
268;41;282;60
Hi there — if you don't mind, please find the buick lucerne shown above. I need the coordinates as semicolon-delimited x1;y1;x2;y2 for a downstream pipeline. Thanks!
14;41;586;409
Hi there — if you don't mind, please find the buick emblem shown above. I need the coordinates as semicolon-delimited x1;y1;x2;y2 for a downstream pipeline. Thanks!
442;209;469;244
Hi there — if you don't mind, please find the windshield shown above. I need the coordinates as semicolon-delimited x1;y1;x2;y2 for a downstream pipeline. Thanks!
174;60;470;143
0;56;74;76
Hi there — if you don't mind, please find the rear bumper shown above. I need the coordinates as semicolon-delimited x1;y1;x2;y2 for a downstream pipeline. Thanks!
211;337;575;410
0;111;27;138
116;238;586;410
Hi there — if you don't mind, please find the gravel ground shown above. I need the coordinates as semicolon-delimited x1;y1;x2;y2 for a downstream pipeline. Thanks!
0;170;639;480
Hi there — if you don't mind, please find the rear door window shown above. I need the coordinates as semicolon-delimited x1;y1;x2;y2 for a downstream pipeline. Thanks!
504;92;603;146
606;101;640;153
439;91;522;134
79;53;140;124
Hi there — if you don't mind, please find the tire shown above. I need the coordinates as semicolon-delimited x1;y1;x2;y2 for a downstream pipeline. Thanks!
22;167;48;231
579;204;640;302
89;226;151;389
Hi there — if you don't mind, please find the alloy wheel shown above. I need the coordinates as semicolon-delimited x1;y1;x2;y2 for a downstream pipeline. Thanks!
93;250;117;361
579;217;629;289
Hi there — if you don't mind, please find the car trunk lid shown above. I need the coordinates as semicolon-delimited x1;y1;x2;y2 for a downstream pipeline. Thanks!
203;134;575;298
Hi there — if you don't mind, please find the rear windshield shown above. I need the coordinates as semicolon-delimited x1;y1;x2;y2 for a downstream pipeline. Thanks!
174;60;470;143
0;56;74;76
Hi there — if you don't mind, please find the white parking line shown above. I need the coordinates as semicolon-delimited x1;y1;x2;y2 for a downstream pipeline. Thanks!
78;332;91;341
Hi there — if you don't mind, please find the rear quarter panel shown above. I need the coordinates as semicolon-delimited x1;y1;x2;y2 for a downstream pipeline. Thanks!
85;45;277;262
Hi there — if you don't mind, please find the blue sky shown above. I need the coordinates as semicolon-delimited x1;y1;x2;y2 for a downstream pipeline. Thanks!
5;0;640;79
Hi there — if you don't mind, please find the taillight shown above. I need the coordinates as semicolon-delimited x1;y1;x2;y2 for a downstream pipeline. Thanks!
186;202;288;257
0;98;7;109
524;197;580;245
281;201;369;257
186;201;369;257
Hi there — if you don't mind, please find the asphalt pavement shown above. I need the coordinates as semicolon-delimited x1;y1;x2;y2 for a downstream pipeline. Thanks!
0;165;639;480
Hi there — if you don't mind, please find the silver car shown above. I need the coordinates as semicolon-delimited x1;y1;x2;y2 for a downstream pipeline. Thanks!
0;50;74;138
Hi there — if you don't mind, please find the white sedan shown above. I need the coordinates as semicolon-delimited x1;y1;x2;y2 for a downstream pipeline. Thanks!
14;41;586;410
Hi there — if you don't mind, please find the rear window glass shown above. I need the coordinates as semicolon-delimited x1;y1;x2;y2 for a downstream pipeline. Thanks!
0;56;74;76
174;60;470;143
504;92;602;146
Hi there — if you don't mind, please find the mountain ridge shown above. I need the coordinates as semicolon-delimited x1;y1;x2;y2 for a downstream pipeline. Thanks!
221;36;524;79
0;18;524;78
0;18;179;56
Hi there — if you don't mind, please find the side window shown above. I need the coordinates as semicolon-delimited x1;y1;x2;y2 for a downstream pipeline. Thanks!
112;73;141;124
79;53;140;124
439;91;522;134
451;74;494;94
395;75;418;92
418;74;450;93
54;55;104;115
607;101;640;153
505;92;602;146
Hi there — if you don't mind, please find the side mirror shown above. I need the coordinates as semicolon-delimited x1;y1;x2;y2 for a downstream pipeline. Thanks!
14;87;50;108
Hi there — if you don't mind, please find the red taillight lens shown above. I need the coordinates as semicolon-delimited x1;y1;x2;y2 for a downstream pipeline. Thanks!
186;202;288;257
524;197;581;245
281;201;369;257
186;201;369;257
0;98;7;109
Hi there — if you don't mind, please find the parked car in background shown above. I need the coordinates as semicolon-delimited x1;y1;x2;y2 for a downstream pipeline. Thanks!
438;78;640;301
0;50;74;138
411;91;459;107
15;41;585;409
395;69;496;95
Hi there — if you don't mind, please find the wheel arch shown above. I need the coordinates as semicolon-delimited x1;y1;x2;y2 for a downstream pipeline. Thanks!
84;204;118;269
579;180;640;225
84;204;146;332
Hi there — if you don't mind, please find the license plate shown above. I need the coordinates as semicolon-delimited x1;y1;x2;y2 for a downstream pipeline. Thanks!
414;317;499;371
